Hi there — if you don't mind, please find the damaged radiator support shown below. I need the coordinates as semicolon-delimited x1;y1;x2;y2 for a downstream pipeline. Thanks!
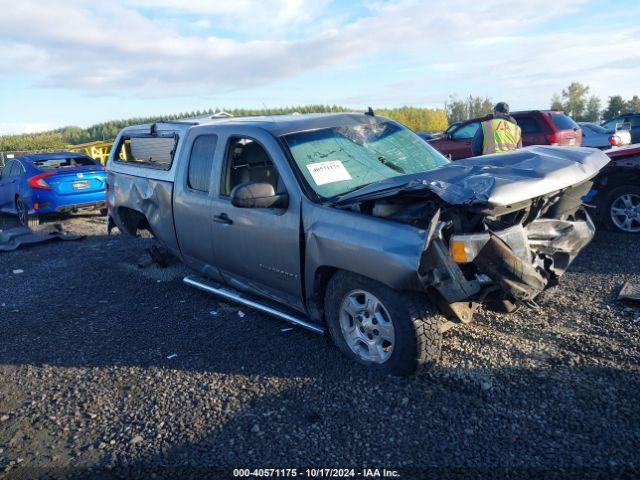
473;235;547;302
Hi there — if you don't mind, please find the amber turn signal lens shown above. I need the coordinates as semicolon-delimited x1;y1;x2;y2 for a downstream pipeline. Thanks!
449;240;468;263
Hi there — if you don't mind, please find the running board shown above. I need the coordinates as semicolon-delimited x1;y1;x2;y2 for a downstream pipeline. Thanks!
183;275;325;335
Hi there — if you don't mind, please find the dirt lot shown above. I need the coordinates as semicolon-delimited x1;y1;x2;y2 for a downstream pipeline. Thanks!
0;214;639;479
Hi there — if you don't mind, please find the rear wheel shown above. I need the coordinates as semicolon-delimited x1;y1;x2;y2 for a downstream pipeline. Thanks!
15;197;40;228
601;185;640;233
325;271;443;376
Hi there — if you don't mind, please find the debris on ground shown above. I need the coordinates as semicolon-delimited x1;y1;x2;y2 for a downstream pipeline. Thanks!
619;281;640;302
166;353;178;360
1;215;640;473
0;224;83;252
12;269;23;275
237;311;246;318
281;327;293;332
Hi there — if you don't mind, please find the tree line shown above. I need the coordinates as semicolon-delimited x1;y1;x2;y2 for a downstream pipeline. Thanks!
3;86;637;152
550;82;640;122
0;105;448;152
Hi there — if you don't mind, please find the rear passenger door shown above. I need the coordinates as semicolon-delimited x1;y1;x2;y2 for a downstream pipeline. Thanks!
173;134;224;282
209;130;304;311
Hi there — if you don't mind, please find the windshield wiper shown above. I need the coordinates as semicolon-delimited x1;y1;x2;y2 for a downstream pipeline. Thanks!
330;179;413;205
377;156;405;174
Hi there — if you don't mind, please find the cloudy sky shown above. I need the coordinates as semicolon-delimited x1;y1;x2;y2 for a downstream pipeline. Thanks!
0;0;639;134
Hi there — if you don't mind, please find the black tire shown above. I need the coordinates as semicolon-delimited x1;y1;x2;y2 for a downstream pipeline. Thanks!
324;271;443;376
599;184;640;234
15;197;40;228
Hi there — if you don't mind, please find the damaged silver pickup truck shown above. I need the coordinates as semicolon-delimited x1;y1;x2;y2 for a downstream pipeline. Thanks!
106;112;609;375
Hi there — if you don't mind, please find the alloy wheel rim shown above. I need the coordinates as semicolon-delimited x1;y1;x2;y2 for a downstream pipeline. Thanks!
16;199;27;226
339;290;395;364
610;193;640;233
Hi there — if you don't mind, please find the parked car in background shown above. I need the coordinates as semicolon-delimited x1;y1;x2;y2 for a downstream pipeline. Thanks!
587;144;640;233
428;110;582;159
416;122;462;142
601;113;640;144
579;122;631;149
0;152;106;227
416;130;444;141
107;112;607;375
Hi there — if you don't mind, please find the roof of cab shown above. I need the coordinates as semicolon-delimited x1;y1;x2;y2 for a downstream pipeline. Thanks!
124;112;387;137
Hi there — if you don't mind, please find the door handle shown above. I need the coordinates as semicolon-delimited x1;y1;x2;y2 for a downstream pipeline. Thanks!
213;213;233;225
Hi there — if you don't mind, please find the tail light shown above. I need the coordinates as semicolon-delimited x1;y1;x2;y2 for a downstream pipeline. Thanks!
545;133;559;146
609;135;622;147
28;172;54;189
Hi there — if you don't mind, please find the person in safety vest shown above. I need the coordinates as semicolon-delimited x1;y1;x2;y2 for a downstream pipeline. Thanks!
471;102;522;156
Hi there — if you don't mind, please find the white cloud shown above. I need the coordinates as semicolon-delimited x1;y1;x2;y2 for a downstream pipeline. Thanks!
0;0;637;107
125;0;332;36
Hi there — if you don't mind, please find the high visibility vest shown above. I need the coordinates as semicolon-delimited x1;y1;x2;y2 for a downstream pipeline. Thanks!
481;118;522;155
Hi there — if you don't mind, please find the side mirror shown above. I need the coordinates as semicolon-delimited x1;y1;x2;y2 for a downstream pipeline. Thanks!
230;182;288;209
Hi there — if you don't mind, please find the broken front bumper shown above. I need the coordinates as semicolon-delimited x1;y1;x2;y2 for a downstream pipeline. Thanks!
420;213;595;306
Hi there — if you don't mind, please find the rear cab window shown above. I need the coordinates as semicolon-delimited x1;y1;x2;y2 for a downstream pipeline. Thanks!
548;113;579;131
115;134;178;170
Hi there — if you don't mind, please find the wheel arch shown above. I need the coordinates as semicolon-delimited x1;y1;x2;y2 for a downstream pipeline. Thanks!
307;265;424;324
599;169;640;189
112;206;152;236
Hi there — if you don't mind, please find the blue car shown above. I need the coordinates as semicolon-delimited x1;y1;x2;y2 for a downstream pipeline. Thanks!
0;152;106;226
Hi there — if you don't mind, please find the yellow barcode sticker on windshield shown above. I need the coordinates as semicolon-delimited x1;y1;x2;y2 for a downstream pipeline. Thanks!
306;160;352;186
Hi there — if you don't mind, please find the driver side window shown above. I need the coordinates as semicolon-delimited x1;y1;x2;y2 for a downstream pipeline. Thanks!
220;137;283;196
452;122;480;140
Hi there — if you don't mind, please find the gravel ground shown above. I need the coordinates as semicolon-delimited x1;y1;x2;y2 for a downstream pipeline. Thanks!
0;214;639;479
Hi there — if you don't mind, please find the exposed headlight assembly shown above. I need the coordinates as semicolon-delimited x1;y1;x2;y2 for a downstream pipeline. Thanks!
449;225;530;264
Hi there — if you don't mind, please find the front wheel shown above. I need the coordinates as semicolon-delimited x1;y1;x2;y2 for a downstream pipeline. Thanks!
325;271;443;376
601;185;640;233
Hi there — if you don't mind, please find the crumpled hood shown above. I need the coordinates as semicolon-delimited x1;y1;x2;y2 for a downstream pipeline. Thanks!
335;146;610;207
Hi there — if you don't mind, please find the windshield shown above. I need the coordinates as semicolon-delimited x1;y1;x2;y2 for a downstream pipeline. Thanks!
283;122;449;198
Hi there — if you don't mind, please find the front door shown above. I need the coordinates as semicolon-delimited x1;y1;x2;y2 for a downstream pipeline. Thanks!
448;122;480;159
209;132;304;311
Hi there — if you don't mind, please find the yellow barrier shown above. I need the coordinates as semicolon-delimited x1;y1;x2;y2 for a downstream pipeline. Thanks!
67;140;114;165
